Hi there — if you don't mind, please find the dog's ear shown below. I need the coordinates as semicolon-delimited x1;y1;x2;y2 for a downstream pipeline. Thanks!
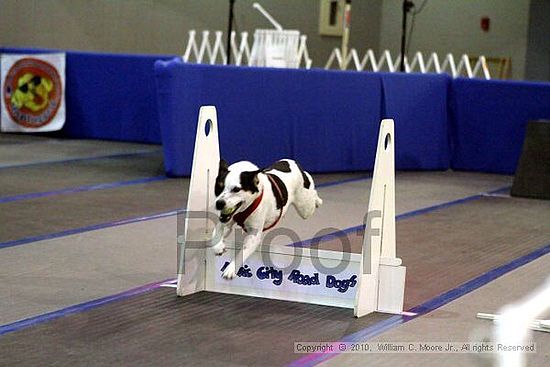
219;158;229;173
215;158;229;196
240;170;261;193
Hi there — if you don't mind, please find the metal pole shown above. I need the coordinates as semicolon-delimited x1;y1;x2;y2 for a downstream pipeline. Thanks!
341;0;352;70
226;0;235;65
399;1;413;72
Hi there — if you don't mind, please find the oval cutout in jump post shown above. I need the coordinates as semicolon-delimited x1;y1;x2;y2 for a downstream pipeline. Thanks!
384;133;391;150
204;119;212;137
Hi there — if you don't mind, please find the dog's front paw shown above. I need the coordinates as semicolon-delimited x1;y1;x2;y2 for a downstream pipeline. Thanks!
212;241;226;256
222;262;236;279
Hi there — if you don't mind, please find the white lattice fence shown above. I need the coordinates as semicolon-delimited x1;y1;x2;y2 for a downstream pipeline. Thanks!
325;48;491;79
182;30;312;69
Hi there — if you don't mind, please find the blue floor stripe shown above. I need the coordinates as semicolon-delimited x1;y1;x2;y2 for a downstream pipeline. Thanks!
289;185;512;248
0;278;173;336
0;176;167;204
0;210;181;250
408;243;550;316
0;173;371;205
0;184;510;251
0;149;160;170
287;243;550;367
316;174;371;188
0;174;371;250
394;185;510;221
0;183;534;341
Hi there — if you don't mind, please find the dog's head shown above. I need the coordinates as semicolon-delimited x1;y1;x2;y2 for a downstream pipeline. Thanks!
214;159;261;223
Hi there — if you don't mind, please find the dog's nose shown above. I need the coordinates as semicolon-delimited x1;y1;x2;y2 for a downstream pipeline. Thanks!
216;200;225;210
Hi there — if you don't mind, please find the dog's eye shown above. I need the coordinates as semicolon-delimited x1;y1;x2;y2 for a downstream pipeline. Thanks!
231;187;241;193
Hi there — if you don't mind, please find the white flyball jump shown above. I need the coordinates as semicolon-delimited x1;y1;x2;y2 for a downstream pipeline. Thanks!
168;106;406;317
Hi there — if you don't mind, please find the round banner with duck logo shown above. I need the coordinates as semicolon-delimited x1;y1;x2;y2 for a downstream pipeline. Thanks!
1;53;65;132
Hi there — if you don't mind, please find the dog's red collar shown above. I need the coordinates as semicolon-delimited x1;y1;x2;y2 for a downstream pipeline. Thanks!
233;191;264;230
233;174;284;232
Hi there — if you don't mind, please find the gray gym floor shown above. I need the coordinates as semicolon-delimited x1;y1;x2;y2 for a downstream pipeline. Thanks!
0;134;548;366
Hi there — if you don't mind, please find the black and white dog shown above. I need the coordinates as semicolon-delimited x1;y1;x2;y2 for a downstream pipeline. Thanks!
211;159;323;279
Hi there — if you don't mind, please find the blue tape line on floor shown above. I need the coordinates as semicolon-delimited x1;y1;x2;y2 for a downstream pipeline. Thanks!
0;279;173;336
316;175;371;188
0;210;180;250
289;185;512;248
0;149;160;170
0;175;167;204
0;184;517;337
286;243;550;367
0;175;373;250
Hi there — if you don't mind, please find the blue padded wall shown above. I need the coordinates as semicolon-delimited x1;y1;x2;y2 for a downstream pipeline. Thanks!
4;48;550;175
380;72;451;170
450;78;550;174
155;59;383;176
